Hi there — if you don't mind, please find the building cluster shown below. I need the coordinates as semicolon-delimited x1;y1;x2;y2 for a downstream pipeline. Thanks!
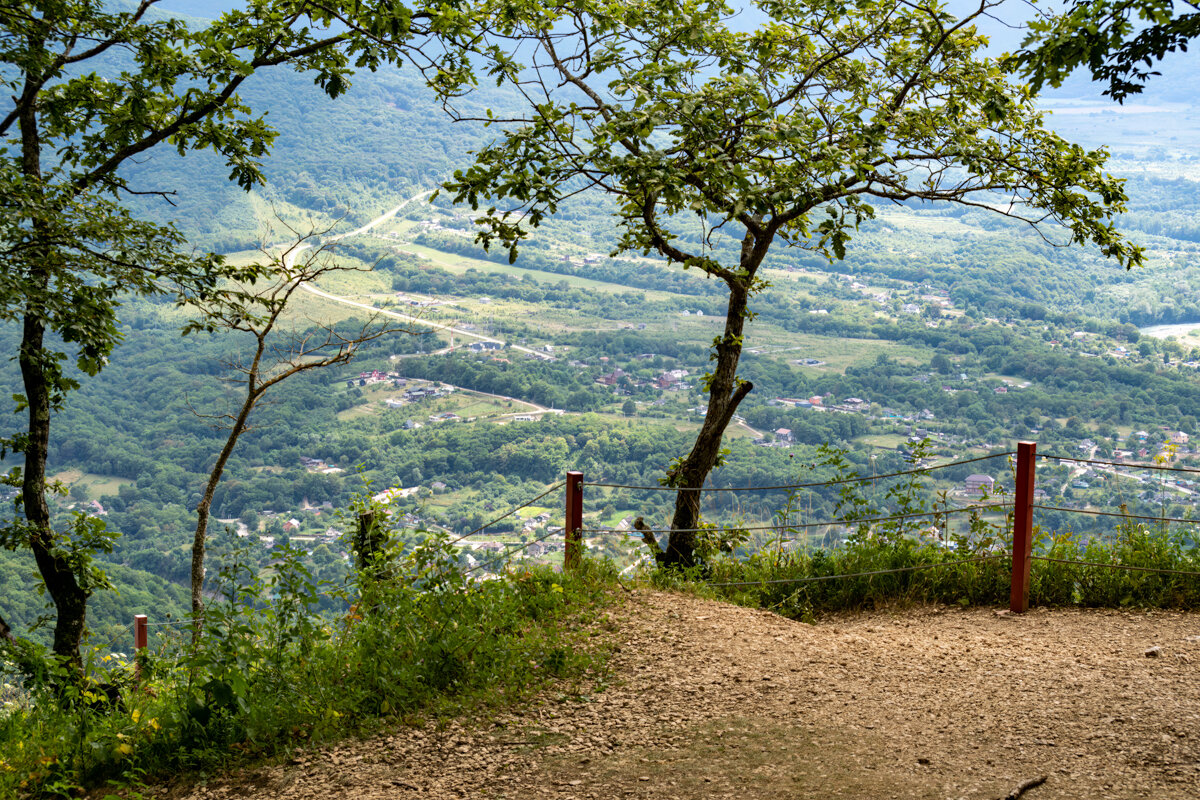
768;395;879;414
594;367;692;393
384;383;453;409
347;369;402;388
299;456;343;474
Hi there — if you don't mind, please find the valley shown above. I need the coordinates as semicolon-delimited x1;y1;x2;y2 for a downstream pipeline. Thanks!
3;23;1200;646
4;4;1200;797
9;160;1200;645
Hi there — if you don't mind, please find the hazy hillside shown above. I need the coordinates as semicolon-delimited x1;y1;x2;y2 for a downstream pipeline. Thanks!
6;0;1200;645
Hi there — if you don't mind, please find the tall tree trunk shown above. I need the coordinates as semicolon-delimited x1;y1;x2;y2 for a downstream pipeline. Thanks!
662;224;773;568
16;61;90;673
19;315;89;671
663;278;754;567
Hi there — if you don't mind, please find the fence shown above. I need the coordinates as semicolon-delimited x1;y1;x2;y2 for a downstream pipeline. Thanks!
560;440;1200;614
123;495;576;678
124;441;1200;667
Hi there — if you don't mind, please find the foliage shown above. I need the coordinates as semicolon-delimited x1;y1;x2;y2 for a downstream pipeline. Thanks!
0;519;617;796
443;0;1143;564
1013;0;1200;102
0;0;476;669
697;455;1199;618
1033;523;1200;607
704;521;1200;619
185;224;413;622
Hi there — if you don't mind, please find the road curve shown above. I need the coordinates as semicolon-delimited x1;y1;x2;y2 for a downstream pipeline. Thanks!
282;191;553;362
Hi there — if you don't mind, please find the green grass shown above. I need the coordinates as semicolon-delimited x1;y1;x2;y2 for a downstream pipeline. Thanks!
874;207;980;236
49;470;130;499
390;229;679;301
0;538;620;797
674;522;1200;622
740;327;931;372
412;392;535;420
311;263;394;296
724;422;760;440
337;403;380;421
855;434;908;450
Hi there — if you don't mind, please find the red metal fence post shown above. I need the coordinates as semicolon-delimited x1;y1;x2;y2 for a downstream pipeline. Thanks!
1010;441;1037;613
564;471;583;571
134;614;148;683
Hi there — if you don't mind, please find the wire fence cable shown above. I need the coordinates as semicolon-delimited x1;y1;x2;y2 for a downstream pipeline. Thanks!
1029;555;1200;579
582;502;1014;536
1038;453;1200;475
447;481;565;545
584;451;1014;493
462;525;566;577
1033;504;1200;525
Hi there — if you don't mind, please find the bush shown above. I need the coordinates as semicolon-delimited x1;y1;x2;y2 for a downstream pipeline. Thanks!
696;523;1200;620
0;522;617;797
689;442;1199;618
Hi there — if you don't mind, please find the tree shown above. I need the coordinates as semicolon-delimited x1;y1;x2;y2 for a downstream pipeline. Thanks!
186;222;410;627
446;0;1142;567
1013;1;1200;102
0;0;470;672
622;399;637;417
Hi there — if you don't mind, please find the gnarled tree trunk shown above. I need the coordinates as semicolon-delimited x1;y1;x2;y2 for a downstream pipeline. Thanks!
663;233;768;567
20;312;90;671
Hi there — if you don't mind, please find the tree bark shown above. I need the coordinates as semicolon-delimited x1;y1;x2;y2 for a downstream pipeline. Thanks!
663;276;755;568
16;58;90;673
661;224;773;568
191;386;259;635
20;315;90;671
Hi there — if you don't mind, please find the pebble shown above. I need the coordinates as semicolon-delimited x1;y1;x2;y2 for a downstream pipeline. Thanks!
154;592;1200;800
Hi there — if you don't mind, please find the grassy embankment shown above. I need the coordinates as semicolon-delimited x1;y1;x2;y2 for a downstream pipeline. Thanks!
0;533;620;798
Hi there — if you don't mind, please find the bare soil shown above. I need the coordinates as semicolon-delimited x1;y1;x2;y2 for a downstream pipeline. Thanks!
170;591;1200;800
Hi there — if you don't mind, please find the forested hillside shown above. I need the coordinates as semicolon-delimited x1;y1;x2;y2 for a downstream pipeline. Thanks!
4;2;1200;644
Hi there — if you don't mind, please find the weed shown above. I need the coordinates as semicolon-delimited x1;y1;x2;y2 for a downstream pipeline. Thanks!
0;510;618;797
690;445;1198;618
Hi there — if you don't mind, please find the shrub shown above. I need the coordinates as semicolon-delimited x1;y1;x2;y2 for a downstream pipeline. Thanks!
0;520;616;797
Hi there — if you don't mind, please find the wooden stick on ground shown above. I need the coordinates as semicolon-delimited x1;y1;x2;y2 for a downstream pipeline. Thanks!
998;775;1047;800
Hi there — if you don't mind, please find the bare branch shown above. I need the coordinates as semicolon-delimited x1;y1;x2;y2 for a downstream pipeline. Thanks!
188;209;422;622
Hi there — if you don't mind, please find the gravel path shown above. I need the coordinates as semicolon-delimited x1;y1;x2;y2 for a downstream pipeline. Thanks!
171;591;1200;800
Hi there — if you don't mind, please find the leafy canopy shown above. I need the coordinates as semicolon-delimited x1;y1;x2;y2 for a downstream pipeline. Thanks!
0;0;471;407
447;0;1143;281
1013;0;1200;102
0;0;475;663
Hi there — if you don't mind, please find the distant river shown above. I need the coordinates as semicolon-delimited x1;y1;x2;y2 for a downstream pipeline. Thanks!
1139;322;1200;339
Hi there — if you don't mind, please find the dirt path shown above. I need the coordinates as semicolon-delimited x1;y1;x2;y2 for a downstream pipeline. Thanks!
173;592;1200;800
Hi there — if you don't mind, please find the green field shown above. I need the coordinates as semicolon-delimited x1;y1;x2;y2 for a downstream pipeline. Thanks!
50;470;130;499
389;225;681;301
855;434;908;450
744;330;931;372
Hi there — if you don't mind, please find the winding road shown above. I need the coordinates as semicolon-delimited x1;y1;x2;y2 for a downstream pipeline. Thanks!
281;190;553;361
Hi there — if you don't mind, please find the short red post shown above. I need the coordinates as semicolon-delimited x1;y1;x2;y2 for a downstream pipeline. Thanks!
564;471;583;571
1010;441;1037;613
133;614;148;683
